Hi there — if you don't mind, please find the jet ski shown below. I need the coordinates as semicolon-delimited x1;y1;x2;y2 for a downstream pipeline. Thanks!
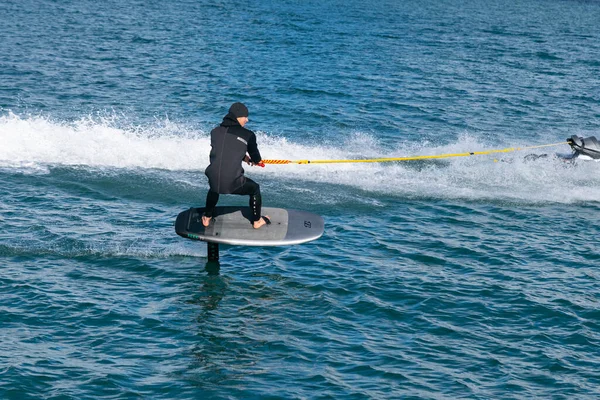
564;135;600;161
524;135;600;162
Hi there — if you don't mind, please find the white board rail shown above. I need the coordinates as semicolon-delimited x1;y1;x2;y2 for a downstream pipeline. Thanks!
175;206;324;246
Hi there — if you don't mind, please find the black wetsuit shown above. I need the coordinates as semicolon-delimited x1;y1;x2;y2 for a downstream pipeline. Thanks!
204;113;263;221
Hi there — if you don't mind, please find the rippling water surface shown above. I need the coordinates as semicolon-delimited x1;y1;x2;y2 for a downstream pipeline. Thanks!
2;0;600;398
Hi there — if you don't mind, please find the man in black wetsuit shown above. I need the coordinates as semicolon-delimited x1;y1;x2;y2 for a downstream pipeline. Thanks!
203;102;269;229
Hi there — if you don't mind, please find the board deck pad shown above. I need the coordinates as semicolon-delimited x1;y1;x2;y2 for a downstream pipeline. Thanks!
175;206;324;246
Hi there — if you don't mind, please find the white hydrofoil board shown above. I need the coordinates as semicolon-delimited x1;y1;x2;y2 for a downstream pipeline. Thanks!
175;207;324;246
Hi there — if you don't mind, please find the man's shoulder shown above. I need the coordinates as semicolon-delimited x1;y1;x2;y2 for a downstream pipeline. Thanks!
211;125;227;134
231;125;255;139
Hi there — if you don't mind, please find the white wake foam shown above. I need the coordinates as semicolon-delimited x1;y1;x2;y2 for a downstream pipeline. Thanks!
1;112;598;203
0;112;208;170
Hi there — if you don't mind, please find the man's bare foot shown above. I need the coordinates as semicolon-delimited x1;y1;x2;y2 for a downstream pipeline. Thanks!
202;215;211;227
253;216;270;229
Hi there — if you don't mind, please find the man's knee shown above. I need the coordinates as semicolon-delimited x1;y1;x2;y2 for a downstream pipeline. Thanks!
242;179;260;196
249;182;260;196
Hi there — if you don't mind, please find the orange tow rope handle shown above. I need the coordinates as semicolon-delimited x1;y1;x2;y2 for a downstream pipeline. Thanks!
262;159;291;165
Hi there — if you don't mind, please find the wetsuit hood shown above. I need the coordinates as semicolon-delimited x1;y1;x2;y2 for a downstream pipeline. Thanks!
221;112;242;128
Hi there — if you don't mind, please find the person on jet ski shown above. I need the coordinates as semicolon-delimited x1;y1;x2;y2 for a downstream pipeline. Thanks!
566;135;600;160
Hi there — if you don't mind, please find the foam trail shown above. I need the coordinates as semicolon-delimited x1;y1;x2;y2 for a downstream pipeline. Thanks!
1;113;599;204
0;112;210;170
257;132;600;204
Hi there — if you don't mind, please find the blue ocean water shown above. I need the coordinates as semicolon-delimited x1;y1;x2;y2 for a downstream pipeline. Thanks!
2;0;600;398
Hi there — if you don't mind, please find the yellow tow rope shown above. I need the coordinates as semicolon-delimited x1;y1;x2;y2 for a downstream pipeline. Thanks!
262;142;567;165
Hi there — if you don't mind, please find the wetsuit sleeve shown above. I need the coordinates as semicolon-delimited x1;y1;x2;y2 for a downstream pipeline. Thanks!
247;133;262;163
